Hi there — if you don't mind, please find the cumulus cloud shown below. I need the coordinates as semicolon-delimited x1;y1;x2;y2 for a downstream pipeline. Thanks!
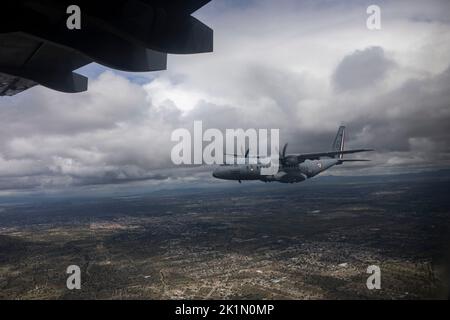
0;0;449;191
332;46;395;91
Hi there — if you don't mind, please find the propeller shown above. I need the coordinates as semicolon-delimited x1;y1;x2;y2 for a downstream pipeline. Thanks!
239;146;250;158
225;147;267;161
279;143;288;165
282;143;288;158
278;143;300;166
225;147;250;160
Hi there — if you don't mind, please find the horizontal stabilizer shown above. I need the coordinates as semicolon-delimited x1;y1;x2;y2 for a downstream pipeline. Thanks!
296;149;374;161
338;159;371;162
337;159;371;165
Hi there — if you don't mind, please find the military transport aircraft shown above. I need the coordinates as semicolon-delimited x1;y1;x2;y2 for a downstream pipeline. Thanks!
212;126;373;183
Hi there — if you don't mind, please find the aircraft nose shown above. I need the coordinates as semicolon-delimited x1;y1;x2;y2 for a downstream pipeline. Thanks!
212;168;223;178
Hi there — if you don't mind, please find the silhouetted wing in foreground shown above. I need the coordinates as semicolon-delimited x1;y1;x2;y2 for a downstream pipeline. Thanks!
0;72;36;96
0;0;213;96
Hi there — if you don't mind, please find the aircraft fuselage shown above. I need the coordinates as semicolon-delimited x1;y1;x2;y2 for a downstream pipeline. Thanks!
212;159;340;183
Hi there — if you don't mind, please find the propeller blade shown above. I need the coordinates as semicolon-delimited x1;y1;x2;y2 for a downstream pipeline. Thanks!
240;146;245;157
282;143;288;158
245;149;250;158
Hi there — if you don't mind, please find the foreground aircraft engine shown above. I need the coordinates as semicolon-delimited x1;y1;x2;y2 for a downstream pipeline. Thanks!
263;171;307;183
279;143;300;167
0;0;213;96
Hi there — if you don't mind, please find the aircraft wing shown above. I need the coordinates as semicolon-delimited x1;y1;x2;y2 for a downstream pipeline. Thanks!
0;0;213;96
0;72;37;96
0;33;90;95
295;149;374;161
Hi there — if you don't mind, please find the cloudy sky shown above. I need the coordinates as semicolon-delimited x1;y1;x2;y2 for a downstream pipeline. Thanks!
1;0;450;193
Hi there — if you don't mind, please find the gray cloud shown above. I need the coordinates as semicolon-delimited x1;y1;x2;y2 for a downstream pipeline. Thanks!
332;46;395;91
0;0;450;192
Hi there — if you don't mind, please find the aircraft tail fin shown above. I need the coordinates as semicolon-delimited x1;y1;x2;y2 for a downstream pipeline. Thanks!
331;126;345;159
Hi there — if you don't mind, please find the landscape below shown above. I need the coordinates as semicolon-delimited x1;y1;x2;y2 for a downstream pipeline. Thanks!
0;171;449;299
